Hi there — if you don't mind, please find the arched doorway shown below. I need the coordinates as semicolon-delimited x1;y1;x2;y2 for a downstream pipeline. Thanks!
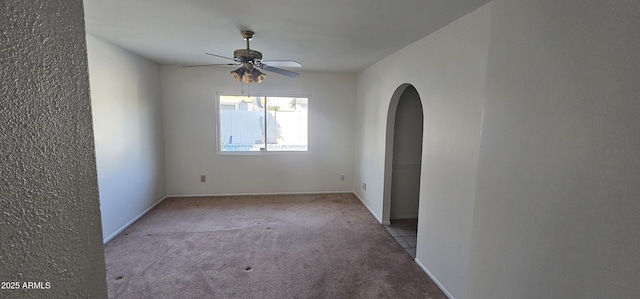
382;84;424;257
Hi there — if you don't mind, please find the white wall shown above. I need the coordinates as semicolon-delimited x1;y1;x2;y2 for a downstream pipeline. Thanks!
354;3;492;298
2;1;107;295
161;66;356;195
466;1;640;298
86;35;166;242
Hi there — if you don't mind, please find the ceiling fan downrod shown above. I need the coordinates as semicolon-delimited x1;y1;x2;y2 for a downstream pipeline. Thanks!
234;30;262;63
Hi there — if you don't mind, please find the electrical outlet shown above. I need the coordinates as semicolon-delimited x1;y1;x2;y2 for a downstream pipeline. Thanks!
340;175;345;181
200;175;206;182
362;183;367;191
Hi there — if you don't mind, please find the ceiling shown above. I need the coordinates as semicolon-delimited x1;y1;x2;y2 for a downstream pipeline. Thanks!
83;0;490;73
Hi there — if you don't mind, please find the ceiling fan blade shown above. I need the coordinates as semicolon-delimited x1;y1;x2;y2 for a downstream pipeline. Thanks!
260;60;301;68
262;66;300;78
205;53;237;61
182;63;237;68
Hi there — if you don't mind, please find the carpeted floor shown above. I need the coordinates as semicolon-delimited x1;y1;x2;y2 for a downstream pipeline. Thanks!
104;193;447;299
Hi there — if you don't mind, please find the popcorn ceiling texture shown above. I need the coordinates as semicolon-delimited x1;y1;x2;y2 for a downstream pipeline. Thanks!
1;1;108;298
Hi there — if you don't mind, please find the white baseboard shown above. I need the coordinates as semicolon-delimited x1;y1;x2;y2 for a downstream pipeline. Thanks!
390;214;419;220
352;192;385;224
414;258;455;299
103;196;168;244
166;190;353;198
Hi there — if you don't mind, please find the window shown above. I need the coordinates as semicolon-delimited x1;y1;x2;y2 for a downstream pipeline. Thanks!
218;95;308;153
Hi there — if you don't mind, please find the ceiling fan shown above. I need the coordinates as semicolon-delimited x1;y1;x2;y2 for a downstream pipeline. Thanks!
186;30;301;84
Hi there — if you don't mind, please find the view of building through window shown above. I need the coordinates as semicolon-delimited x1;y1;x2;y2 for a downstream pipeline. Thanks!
219;95;308;152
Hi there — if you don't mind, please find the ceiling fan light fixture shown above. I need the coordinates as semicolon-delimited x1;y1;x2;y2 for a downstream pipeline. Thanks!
230;68;245;82
252;69;266;83
240;68;266;84
241;72;253;84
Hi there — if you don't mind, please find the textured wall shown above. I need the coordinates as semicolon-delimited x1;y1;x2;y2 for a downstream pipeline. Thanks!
0;1;108;298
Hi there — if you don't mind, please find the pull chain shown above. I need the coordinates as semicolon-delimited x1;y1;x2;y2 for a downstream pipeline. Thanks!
240;82;251;97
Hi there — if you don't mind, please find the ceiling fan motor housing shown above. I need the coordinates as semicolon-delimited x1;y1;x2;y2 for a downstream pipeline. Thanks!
234;49;263;61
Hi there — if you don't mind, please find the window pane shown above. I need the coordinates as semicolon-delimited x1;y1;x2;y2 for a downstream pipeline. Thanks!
219;95;308;153
219;96;266;152
266;97;308;151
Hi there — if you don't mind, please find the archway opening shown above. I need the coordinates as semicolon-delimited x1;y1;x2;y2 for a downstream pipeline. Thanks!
382;84;424;258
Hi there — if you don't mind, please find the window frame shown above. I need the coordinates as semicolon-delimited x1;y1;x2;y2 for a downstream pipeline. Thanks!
215;93;311;155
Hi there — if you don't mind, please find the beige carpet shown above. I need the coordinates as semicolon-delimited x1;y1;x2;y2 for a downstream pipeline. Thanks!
104;193;447;299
